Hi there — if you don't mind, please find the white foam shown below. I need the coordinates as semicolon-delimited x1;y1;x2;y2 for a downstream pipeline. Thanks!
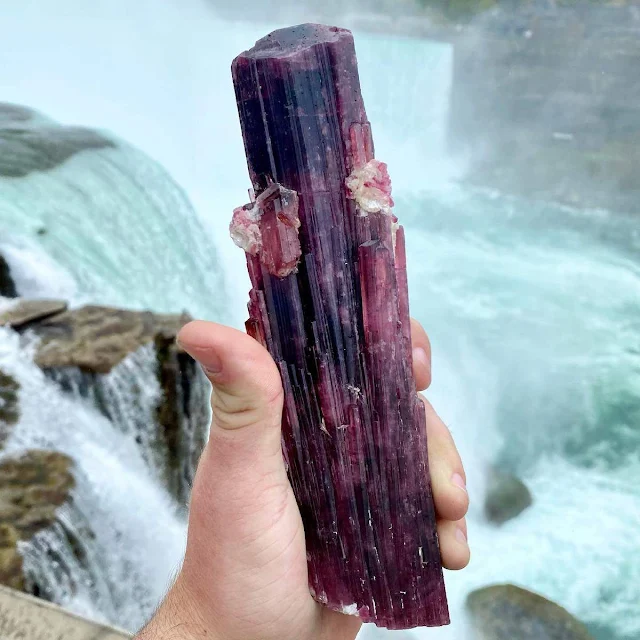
0;328;187;630
0;238;78;301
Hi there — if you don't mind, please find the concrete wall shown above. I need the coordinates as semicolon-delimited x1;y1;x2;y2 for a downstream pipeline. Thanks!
0;586;131;640
448;4;640;212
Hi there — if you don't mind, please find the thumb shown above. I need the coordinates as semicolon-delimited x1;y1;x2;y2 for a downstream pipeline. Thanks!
177;320;285;465
168;322;311;637
176;321;292;564
178;319;285;436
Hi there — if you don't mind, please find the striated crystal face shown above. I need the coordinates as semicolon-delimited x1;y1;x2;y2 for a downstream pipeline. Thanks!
231;23;449;630
230;183;301;278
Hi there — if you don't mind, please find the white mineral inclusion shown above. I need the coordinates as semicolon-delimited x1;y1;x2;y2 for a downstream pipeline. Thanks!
341;603;360;616
230;204;262;255
346;159;394;215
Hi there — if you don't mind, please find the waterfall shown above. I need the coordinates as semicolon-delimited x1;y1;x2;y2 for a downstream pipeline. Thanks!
0;327;188;631
36;329;211;505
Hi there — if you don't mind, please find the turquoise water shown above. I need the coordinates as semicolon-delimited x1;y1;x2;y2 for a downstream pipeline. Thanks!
1;2;639;638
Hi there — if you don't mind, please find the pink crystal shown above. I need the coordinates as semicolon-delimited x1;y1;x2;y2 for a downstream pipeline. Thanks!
231;23;449;629
230;183;302;278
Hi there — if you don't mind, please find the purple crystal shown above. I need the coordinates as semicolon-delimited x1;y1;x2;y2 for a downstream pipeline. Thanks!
231;24;449;629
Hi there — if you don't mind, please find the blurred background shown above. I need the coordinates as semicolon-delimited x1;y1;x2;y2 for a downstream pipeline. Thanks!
0;1;639;639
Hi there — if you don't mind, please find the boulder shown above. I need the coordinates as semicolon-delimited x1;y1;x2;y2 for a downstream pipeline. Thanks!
484;468;533;524
0;300;68;330
0;371;19;448
0;451;74;593
0;255;17;298
467;584;594;640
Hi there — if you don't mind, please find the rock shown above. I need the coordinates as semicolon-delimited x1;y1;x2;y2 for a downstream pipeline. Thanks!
0;371;19;448
0;103;115;179
0;526;23;591
0;303;208;503
31;305;189;374
0;584;131;639
467;584;594;640
154;333;210;505
22;304;206;503
0;299;68;330
0;255;17;298
0;451;74;593
484;469;533;524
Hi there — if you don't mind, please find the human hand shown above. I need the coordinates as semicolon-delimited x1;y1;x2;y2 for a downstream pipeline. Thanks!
137;319;469;640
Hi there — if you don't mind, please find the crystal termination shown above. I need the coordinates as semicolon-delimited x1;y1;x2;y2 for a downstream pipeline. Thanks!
231;24;449;629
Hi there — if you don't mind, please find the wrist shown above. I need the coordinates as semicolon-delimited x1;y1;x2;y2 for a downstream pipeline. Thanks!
135;573;361;640
135;577;216;640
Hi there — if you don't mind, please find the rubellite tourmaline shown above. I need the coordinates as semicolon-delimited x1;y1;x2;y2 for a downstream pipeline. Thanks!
230;24;449;629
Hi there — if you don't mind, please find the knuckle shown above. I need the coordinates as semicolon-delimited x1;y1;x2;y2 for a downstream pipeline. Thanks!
211;385;283;431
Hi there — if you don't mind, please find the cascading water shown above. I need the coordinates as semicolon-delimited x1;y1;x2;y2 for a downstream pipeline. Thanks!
1;2;639;639
0;328;187;630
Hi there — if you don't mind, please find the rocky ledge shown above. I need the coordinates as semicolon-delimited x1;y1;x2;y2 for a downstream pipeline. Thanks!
0;451;74;593
0;371;19;448
0;299;209;505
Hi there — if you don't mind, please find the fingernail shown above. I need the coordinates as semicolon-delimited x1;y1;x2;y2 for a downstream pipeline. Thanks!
451;473;467;493
412;347;429;370
455;527;468;545
200;350;223;375
178;341;223;376
201;360;223;377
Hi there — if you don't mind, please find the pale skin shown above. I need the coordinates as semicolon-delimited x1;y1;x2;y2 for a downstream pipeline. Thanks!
137;319;469;640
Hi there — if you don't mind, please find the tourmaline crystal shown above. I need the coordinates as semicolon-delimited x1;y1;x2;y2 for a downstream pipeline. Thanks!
230;24;449;629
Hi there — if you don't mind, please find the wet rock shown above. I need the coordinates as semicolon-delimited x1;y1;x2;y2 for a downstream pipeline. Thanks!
467;584;594;640
484;468;533;524
155;334;210;505
25;305;207;503
32;305;188;374
0;104;39;126
0;255;17;298
0;371;19;448
0;102;115;178
0;451;74;593
0;300;68;330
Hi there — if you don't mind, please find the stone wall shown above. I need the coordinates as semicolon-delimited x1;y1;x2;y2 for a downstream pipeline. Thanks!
448;4;640;212
0;585;130;639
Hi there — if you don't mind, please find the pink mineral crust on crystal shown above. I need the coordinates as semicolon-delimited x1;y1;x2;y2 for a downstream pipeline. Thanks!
231;23;449;630
346;159;395;215
230;183;301;278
